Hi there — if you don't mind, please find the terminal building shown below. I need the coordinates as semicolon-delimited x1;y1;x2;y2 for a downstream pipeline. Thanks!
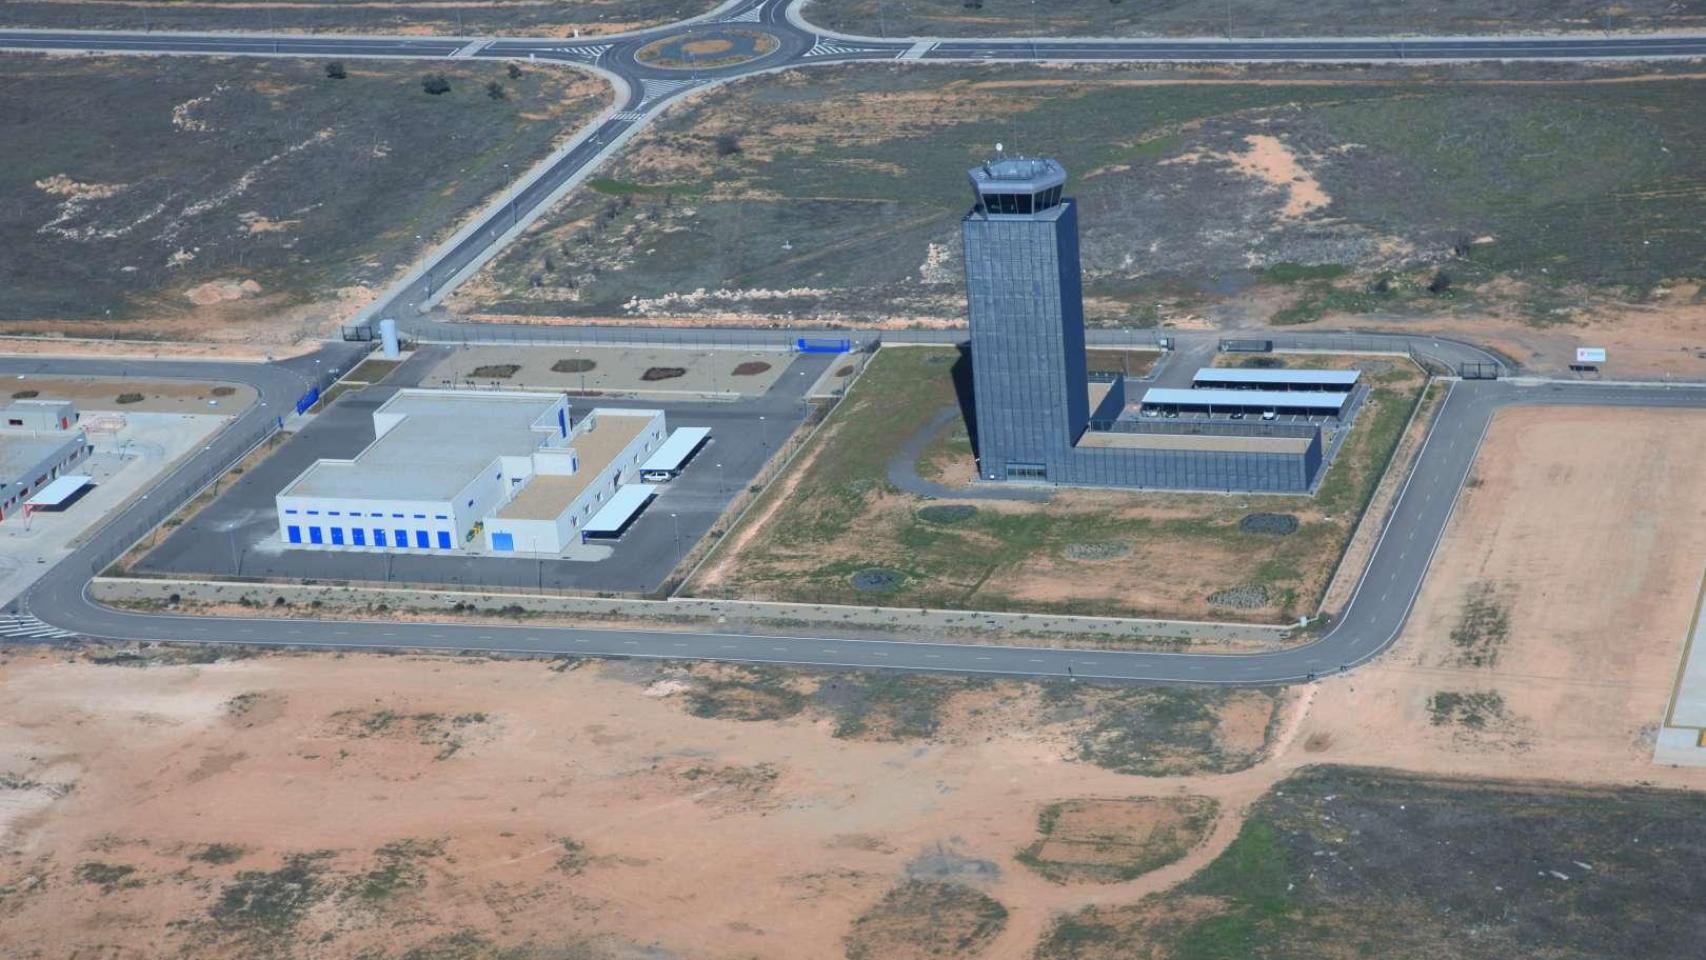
276;390;675;555
0;399;92;522
961;157;1341;493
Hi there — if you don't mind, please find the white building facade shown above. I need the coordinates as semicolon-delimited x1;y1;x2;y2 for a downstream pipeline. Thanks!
276;390;665;555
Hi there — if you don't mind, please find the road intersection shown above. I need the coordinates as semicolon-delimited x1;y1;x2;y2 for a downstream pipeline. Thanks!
2;0;1704;682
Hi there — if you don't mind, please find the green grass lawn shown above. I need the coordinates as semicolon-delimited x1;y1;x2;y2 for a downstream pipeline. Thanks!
692;346;1427;623
465;62;1706;329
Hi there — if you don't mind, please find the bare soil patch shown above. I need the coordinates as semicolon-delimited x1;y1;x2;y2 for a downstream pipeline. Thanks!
1019;796;1219;884
1300;406;1706;786
0;649;1284;959
731;360;772;376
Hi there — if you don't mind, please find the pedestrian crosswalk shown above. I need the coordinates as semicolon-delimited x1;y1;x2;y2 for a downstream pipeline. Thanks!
613;108;648;122
638;77;700;105
721;5;765;23
805;36;873;58
552;43;610;63
0;615;76;640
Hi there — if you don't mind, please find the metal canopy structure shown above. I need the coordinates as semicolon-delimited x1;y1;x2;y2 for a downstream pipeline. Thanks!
582;483;660;539
1191;368;1361;391
640;427;711;475
24;474;91;512
1138;387;1348;414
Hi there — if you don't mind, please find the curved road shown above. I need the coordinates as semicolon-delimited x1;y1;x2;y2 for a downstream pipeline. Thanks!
3;2;1704;681
11;335;1705;684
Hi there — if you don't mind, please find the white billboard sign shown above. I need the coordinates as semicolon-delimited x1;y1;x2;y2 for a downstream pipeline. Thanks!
1575;347;1607;364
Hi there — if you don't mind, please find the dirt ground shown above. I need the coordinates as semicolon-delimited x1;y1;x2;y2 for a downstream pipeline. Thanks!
4;376;256;414
420;344;791;397
5;407;1706;958
1295;406;1706;785
0;652;1288;960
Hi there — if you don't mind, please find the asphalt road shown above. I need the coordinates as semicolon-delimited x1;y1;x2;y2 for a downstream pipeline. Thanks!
9;336;1705;685
7;0;1706;339
135;350;832;594
4;2;1704;680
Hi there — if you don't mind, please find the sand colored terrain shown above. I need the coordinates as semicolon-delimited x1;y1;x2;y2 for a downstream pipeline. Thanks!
5;408;1706;957
0;651;1287;959
1299;406;1706;786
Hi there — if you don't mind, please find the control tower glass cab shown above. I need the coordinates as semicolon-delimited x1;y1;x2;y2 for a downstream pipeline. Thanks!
960;157;1089;483
966;157;1067;216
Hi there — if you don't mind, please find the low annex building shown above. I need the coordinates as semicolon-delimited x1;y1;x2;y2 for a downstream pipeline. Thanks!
0;399;92;523
276;390;666;555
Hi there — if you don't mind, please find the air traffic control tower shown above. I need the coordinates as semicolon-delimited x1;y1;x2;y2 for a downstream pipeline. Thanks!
962;157;1089;482
961;157;1326;492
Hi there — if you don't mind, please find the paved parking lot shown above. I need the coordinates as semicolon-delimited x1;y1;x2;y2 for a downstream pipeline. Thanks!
133;348;834;594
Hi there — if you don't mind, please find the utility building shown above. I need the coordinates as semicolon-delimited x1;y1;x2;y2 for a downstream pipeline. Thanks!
276;390;666;555
961;157;1328;493
0;399;92;522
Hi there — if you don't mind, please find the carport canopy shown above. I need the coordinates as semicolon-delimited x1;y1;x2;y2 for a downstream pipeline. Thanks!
583;483;661;538
641;427;711;474
24;474;91;511
1139;387;1347;414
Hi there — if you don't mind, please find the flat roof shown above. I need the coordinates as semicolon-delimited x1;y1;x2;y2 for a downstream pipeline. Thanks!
496;411;655;521
282;390;564;503
641;427;711;473
584;482;660;536
1139;388;1347;411
25;474;91;507
0;434;79;485
1078;431;1313;455
1193;368;1360;386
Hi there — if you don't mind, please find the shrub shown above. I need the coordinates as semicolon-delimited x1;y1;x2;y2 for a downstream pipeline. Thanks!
325;61;347;80
10;389;38;399
116;392;144;404
486;81;506;101
713;132;742;157
421;74;452;95
506;63;523;79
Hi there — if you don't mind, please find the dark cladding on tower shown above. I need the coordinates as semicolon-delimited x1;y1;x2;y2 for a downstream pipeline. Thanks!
960;156;1326;493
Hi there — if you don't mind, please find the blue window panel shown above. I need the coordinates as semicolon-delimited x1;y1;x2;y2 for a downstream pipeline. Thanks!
352;528;366;546
329;511;340;516
308;526;323;545
413;514;426;519
373;529;387;547
415;530;430;549
395;529;408;548
436;514;449;520
330;527;345;546
284;508;298;515
557;407;567;436
466;499;473;507
436;531;452;550
307;510;320;515
492;532;514;551
286;525;302;544
392;513;404;518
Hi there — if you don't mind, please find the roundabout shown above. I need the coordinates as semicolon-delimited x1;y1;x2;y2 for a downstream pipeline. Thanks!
634;27;781;70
